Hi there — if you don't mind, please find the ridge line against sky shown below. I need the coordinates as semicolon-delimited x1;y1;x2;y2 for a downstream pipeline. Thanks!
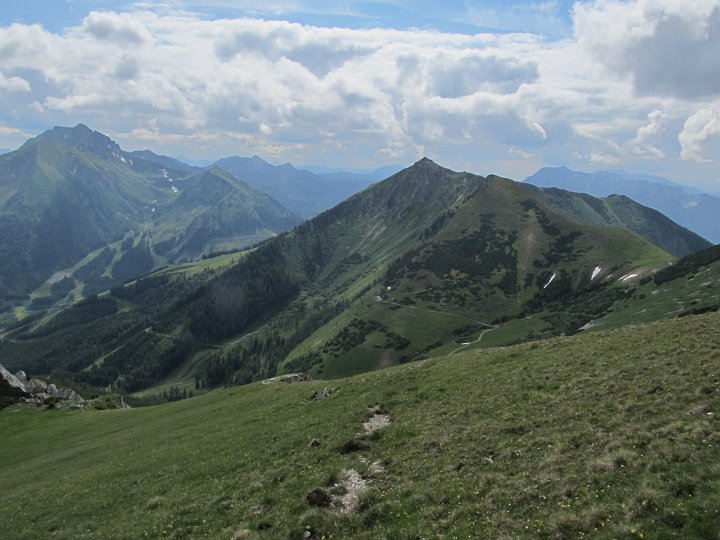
0;0;719;189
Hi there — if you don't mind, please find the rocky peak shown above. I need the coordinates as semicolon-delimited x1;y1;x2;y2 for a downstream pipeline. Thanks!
36;124;127;163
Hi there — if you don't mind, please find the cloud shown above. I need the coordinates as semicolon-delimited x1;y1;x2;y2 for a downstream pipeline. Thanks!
114;57;140;80
0;4;717;185
627;109;668;157
427;54;539;98
82;11;151;44
574;0;720;100
213;20;376;77
0;72;30;92
679;108;720;162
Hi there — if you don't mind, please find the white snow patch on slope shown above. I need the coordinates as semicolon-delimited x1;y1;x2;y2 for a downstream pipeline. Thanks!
543;273;556;289
591;266;602;281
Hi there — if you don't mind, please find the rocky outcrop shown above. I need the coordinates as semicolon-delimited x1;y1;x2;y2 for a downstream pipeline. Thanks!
0;363;84;408
0;365;32;407
26;378;48;394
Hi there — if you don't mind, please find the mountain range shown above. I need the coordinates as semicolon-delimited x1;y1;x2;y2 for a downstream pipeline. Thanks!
2;128;719;540
215;156;399;218
525;167;720;244
0;157;710;393
0;125;409;321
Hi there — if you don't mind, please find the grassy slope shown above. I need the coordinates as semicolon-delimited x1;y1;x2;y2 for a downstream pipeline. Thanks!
1;312;718;539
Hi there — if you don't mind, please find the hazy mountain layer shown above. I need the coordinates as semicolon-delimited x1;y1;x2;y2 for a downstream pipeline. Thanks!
215;156;393;218
525;167;720;244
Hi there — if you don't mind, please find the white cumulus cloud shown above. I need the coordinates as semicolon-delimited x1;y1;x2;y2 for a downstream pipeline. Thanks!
0;72;30;92
679;108;720;162
0;2;717;185
574;0;720;100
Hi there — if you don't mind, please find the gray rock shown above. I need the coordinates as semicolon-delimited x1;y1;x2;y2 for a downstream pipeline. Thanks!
56;387;84;402
46;384;58;397
25;378;48;394
0;364;31;407
15;371;27;384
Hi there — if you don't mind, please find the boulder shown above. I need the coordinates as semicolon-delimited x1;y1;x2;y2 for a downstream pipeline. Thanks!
26;378;48;394
46;384;58;397
15;371;27;385
0;364;31;407
57;387;84;402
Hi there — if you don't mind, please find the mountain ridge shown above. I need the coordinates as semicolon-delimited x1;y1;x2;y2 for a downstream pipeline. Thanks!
2;157;704;393
525;166;720;243
0;125;302;314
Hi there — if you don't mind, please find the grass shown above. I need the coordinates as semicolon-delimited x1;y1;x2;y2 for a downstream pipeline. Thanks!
150;251;247;278
591;261;720;331
1;311;719;539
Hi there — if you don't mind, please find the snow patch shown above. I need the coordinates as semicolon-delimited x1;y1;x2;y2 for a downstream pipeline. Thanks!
591;266;602;281
619;273;638;282
543;273;556;289
171;186;179;193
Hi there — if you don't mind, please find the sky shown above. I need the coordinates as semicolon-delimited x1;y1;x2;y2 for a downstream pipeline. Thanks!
0;0;719;188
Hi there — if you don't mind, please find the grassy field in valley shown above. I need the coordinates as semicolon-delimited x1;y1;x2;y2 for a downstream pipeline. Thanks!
1;311;719;539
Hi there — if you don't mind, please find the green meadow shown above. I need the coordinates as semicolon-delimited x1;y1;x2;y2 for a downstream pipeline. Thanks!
1;311;718;539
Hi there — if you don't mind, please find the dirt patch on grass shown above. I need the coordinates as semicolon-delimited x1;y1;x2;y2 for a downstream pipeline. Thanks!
362;414;391;434
332;469;370;514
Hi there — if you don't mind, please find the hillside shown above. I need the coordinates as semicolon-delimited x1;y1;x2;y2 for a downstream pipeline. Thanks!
2;158;706;394
525;167;720;244
0;125;302;320
149;167;300;261
530;185;710;258
1;311;718;538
